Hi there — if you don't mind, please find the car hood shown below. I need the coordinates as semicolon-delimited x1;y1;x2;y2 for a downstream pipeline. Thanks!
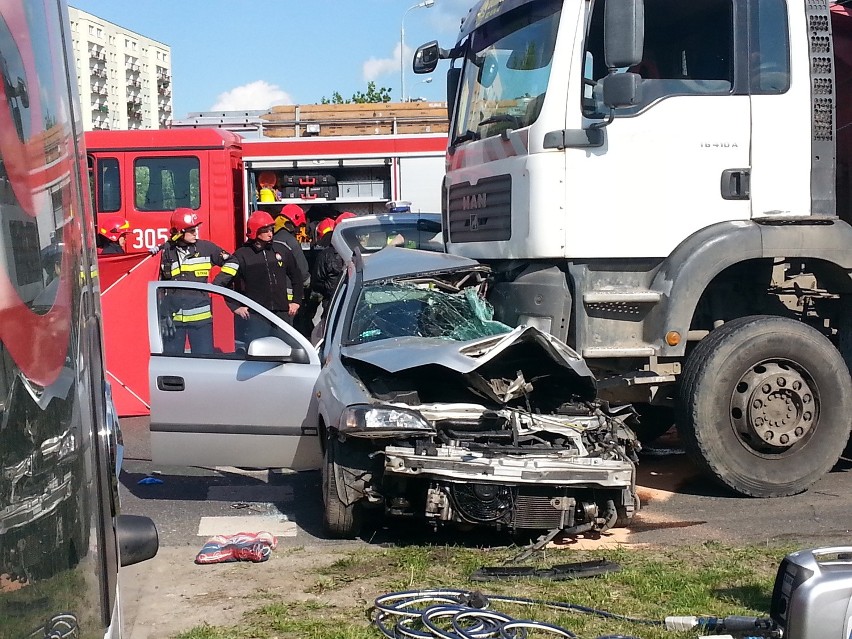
340;325;596;405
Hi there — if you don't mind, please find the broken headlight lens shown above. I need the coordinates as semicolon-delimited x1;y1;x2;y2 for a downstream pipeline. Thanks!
340;405;433;433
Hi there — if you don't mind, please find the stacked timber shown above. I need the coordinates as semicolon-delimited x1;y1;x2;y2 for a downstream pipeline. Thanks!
259;101;448;138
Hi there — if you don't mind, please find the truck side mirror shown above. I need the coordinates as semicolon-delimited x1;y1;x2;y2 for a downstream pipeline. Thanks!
604;0;644;69
603;72;641;108
414;41;441;74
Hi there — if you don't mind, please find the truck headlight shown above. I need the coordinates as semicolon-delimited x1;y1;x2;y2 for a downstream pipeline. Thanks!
340;405;433;433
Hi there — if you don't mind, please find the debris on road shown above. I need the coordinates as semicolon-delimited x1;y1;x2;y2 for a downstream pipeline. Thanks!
194;531;278;565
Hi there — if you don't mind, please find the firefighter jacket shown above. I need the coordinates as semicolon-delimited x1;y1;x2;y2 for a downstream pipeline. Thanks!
213;240;304;313
159;239;229;326
272;228;310;287
312;244;344;302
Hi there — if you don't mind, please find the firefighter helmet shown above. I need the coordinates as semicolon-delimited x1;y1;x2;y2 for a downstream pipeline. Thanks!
246;210;276;239
335;211;357;225
169;208;201;235
98;214;131;241
316;217;336;238
278;203;306;228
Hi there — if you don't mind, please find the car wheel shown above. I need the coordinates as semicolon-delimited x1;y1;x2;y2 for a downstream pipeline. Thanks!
676;316;852;497
322;439;360;539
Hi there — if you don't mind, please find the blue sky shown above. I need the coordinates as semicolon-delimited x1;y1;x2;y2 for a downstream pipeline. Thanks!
69;1;471;119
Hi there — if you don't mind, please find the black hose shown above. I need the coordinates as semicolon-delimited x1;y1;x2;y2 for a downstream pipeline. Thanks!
372;588;662;639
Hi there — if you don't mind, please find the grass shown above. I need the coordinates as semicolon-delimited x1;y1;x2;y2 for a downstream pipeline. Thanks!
173;541;796;639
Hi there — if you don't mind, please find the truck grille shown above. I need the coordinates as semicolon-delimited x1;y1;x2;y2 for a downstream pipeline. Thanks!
447;175;511;242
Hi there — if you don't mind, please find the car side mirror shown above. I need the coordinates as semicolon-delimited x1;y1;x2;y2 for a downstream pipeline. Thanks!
117;514;159;567
247;336;309;364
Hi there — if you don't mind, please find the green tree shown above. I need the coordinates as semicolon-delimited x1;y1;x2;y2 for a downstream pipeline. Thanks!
320;81;392;104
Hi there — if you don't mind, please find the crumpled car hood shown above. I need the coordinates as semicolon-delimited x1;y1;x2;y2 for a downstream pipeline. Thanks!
340;325;596;405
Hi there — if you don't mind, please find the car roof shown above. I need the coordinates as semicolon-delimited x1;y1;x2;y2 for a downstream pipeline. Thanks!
332;212;442;261
360;246;483;282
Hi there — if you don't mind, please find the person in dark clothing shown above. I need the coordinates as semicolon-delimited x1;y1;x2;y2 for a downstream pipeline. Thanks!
272;203;310;286
311;217;344;322
158;208;230;355
213;210;304;345
273;204;315;338
96;214;131;254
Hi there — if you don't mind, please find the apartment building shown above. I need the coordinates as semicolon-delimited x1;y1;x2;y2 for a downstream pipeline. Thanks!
68;6;173;130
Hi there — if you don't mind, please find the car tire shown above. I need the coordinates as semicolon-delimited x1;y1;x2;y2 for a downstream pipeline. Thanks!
676;315;852;497
322;439;359;539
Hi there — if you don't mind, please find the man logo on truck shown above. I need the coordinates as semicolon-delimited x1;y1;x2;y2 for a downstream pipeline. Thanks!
463;193;487;210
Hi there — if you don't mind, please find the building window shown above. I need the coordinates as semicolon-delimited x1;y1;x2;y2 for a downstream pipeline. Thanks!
89;25;94;35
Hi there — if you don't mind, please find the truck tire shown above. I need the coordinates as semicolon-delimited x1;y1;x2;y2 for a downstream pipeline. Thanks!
676;315;852;497
322;440;359;539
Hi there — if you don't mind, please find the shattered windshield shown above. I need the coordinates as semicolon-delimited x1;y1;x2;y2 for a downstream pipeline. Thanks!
453;0;561;143
349;283;511;344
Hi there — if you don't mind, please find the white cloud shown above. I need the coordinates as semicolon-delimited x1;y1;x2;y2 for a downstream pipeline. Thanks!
363;42;405;83
210;80;292;111
432;0;472;33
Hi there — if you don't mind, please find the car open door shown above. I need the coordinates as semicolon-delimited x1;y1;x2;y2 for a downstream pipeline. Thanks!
147;280;322;470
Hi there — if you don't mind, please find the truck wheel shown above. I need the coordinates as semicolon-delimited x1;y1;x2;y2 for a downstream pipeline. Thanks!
322;440;359;539
676;316;852;497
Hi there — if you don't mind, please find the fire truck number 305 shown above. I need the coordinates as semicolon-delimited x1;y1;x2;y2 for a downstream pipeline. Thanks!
131;228;170;250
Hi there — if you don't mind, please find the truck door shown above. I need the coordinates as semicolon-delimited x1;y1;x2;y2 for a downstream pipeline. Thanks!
146;280;322;470
574;0;751;258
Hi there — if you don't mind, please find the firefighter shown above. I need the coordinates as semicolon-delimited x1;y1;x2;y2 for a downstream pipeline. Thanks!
272;203;310;286
273;203;317;338
213;210;304;344
158;208;230;355
311;217;344;325
96;214;131;254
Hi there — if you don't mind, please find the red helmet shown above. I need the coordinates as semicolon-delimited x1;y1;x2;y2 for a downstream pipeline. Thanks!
279;203;306;228
169;208;201;235
316;217;336;238
98;214;131;241
335;211;357;225
246;210;276;239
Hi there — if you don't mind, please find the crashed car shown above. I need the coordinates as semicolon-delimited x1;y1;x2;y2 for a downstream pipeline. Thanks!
147;247;638;539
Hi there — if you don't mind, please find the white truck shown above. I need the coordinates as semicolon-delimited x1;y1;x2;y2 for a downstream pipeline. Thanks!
414;0;852;497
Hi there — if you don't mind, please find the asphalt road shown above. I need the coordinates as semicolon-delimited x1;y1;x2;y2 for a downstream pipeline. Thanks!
118;415;852;550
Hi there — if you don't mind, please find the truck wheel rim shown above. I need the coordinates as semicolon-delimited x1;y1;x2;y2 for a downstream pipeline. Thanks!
730;360;818;453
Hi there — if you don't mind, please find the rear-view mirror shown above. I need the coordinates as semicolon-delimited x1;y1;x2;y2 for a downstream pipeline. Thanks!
117;514;159;567
414;41;440;74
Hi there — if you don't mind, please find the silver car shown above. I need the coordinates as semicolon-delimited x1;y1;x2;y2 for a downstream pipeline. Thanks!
147;247;638;538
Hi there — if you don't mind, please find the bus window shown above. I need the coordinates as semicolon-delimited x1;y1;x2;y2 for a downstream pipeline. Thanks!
134;156;200;211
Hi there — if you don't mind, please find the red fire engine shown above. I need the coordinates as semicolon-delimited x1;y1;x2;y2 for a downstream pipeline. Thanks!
86;126;447;416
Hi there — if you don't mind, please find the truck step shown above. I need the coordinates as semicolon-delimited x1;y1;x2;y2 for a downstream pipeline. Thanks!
582;289;662;304
582;346;657;358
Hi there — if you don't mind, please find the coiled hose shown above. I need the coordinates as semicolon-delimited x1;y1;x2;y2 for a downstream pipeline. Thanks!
372;588;663;639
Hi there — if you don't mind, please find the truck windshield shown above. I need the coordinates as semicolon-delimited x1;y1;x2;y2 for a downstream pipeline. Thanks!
452;0;561;144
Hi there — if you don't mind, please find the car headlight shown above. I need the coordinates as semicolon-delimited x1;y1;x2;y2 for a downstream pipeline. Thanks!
340;405;433;434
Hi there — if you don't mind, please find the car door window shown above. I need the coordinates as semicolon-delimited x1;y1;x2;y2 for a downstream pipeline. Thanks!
319;273;348;360
154;284;301;359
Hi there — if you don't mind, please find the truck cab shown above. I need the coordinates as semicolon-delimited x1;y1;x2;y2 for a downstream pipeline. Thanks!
417;0;852;497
